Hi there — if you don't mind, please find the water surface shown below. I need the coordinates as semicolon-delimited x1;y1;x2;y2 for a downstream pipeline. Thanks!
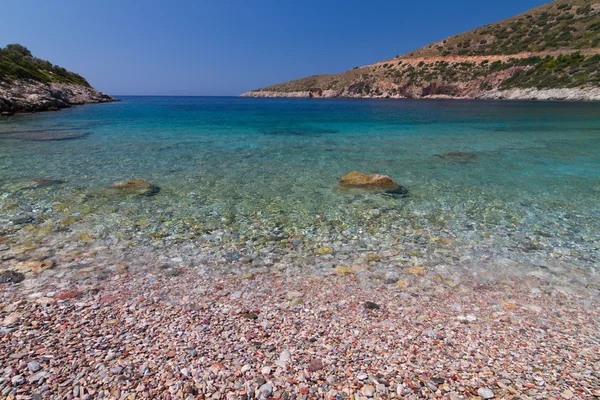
1;97;599;285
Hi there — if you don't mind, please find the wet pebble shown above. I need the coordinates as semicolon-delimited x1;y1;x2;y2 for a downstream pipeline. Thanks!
364;301;380;310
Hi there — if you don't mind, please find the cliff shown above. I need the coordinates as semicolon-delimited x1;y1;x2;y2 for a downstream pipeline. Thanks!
0;44;117;114
241;0;600;101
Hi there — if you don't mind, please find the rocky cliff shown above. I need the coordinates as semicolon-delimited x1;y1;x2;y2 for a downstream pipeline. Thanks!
241;0;600;101
0;79;117;114
0;44;117;114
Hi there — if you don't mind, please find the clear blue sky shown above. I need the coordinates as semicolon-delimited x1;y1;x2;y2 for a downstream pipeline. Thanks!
0;0;548;96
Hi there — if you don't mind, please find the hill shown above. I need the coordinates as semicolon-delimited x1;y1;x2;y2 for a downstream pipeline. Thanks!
0;44;117;114
241;0;600;101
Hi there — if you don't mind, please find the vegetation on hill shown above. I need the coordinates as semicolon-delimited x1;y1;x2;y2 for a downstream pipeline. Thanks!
0;44;90;87
246;0;600;98
409;0;600;57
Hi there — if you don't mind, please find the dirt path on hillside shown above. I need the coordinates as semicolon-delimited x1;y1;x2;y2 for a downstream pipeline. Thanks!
373;48;600;66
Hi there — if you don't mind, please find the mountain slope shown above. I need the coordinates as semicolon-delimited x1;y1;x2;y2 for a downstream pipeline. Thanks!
0;44;117;114
241;0;600;100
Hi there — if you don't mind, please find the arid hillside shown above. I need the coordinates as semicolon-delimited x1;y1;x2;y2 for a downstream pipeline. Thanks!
242;0;600;100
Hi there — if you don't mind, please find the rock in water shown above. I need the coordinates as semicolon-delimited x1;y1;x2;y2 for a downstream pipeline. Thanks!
0;131;90;141
0;271;25;283
112;179;160;197
338;172;408;197
340;172;397;187
364;301;381;310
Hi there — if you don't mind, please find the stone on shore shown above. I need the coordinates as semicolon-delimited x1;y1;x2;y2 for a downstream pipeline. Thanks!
112;179;160;197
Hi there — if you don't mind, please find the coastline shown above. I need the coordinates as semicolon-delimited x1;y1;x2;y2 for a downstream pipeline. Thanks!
0;79;118;115
240;87;600;101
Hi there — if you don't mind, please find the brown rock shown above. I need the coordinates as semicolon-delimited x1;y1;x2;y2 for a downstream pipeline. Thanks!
338;172;407;195
307;359;324;372
340;172;396;187
112;179;160;197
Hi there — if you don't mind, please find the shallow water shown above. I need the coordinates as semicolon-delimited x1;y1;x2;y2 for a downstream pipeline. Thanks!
1;97;599;286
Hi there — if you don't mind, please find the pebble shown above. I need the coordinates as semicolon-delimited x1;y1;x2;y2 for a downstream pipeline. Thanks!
259;382;272;398
11;214;33;225
260;366;272;375
361;385;375;397
279;350;291;363
110;366;123;374
2;315;19;327
11;375;25;386
477;387;495;399
364;301;380;310
561;390;574;399
457;314;477;323
27;361;41;372
357;373;368;380
307;359;323;372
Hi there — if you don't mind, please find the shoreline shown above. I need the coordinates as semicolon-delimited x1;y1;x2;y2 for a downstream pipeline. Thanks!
1;264;599;399
240;87;600;102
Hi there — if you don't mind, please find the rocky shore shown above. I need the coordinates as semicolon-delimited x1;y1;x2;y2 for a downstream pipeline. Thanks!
0;173;599;398
240;87;600;101
0;79;117;114
1;257;599;399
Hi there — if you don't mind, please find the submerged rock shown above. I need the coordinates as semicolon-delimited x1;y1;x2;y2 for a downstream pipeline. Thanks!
0;130;90;141
0;271;25;283
112;179;160;197
436;152;476;160
338;172;408;196
340;172;397;187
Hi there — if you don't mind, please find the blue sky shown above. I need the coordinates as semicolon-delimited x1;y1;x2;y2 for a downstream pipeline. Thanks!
0;0;548;96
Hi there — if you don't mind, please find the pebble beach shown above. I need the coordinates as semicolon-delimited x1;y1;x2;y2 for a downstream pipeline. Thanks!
1;98;600;399
1;262;599;399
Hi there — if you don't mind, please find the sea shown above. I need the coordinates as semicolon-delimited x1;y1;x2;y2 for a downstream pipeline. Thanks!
1;97;599;288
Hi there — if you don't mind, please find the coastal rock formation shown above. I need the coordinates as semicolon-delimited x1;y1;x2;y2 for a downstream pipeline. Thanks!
0;80;116;114
0;44;117;114
112;179;160;197
338;172;408;196
241;0;600;101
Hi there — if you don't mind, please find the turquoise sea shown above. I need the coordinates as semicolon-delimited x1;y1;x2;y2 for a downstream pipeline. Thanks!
1;97;599;285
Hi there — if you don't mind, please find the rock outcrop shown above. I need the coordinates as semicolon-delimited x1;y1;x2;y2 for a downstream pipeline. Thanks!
337;172;408;196
112;180;160;197
0;80;117;114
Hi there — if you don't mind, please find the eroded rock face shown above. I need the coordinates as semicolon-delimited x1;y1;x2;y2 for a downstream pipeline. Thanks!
338;172;408;196
112;180;160;197
0;80;117;114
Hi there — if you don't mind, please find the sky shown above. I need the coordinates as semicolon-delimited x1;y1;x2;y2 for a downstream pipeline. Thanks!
0;0;549;96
